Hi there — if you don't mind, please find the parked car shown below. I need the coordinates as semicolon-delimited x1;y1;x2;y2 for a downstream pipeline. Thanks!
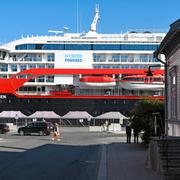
18;121;54;136
0;123;10;134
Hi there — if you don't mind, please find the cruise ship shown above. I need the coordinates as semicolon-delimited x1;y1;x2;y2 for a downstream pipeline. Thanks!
0;6;165;116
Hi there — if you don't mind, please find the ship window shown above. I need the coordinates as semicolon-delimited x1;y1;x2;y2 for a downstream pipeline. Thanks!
120;55;128;62
20;64;27;71
112;65;119;68
154;78;161;82
29;64;36;69
0;64;8;72
47;54;55;61
37;76;45;82
139;55;149;62
102;65;110;68
42;86;45;91
93;44;120;50
38;64;45;68
46;75;54;82
28;78;35;82
47;64;54;68
11;64;17;72
65;44;91;50
18;75;26;79
42;44;64;50
36;44;43;50
112;55;120;62
152;57;159;62
15;43;159;51
0;74;7;78
93;65;101;69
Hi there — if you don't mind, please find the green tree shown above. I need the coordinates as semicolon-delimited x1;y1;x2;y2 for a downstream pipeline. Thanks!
129;98;164;144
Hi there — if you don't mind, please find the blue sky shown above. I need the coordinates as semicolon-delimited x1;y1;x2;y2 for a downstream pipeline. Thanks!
0;0;179;43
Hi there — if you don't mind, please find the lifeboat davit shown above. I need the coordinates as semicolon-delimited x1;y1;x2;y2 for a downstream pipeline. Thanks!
79;76;116;89
119;74;164;90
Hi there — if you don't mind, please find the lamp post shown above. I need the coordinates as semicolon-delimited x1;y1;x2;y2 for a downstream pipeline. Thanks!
146;62;167;136
153;53;168;136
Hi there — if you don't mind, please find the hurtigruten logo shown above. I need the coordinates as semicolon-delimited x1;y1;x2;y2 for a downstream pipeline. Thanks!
64;54;83;62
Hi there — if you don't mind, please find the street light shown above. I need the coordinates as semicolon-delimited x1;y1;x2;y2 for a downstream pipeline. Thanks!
153;53;168;136
146;63;166;136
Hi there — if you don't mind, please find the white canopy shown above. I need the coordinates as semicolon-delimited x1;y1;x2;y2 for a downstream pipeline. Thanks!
0;111;27;118
28;111;61;119
94;112;129;120
61;111;93;119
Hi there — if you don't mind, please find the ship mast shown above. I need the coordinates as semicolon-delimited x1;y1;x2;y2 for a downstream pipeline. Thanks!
90;4;100;32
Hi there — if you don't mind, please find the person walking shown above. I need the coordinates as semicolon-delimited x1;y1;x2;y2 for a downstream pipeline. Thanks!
52;123;61;141
126;122;132;143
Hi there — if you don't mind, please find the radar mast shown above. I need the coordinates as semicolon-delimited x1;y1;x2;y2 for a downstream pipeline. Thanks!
90;4;100;32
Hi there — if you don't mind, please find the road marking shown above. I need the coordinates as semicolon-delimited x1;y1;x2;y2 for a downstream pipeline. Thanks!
97;144;107;180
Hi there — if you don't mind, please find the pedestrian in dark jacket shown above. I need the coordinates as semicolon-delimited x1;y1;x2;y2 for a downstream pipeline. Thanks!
133;128;139;144
126;123;132;143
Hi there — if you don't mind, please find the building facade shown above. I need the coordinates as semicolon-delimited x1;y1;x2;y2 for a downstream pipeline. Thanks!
155;19;180;136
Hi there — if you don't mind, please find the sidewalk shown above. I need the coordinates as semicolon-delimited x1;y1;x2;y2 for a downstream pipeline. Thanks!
106;143;161;180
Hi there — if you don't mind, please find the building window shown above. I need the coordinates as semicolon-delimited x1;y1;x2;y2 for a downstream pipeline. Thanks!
169;66;177;119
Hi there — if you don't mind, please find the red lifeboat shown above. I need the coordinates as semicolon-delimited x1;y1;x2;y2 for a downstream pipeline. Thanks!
119;74;164;90
79;76;116;89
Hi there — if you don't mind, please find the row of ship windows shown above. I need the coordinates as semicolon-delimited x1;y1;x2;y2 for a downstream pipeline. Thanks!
0;64;54;72
0;74;54;82
15;43;159;51
10;54;55;62
93;55;157;63
0;64;159;72
93;64;160;69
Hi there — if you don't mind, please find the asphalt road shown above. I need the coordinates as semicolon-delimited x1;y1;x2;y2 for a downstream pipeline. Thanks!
0;127;161;180
0;128;124;180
